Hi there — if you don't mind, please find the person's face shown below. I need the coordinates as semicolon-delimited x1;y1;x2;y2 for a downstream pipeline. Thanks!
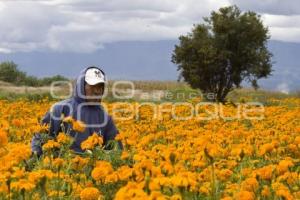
84;82;104;103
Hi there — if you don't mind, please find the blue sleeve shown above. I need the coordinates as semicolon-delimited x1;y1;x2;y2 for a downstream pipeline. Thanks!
31;104;64;156
31;112;51;156
103;116;123;150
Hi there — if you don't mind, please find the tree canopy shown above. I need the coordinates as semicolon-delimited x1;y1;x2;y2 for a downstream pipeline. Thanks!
172;5;273;102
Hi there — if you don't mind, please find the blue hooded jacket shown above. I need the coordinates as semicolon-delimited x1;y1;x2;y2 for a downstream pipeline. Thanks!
31;66;121;155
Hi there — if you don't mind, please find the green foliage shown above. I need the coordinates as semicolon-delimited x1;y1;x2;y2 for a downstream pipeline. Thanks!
172;5;273;102
0;91;54;102
0;61;68;86
0;61;26;85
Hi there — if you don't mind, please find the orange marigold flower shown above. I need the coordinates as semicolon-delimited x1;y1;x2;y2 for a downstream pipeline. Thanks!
204;143;222;160
294;136;300;145
261;186;271;197
53;158;64;169
43;140;60;151
121;151;130;160
276;189;294;200
149;191;165;199
72;120;86;133
116;165;133;181
11;119;25;127
149;178;161;191
81;133;103;150
115;182;147;199
241;178;259;192
9;143;32;162
236;191;255;200
28;170;54;184
11;179;35;192
48;190;66;197
71;156;89;170
218;169;233;181
170;194;182;200
105;172;119;183
221;197;233;200
80;187;101;200
92;161;113;181
43;157;50;166
57;132;71;144
277;159;294;175
258;143;274;156
256;165;274;180
11;167;25;179
199;184;210;195
62;116;74;123
0;129;8;147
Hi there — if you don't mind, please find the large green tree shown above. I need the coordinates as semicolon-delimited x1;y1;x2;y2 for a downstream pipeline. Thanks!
172;5;273;102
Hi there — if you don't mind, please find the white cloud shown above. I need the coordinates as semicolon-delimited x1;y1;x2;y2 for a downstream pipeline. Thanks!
0;1;68;52
230;0;300;15
42;0;179;12
0;47;11;54
262;14;300;42
269;27;300;43
276;82;290;94
0;0;299;53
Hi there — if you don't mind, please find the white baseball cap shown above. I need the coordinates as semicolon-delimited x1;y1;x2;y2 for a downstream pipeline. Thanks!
85;68;106;85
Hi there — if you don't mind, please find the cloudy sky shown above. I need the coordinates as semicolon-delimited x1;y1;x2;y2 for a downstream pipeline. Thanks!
0;0;299;92
0;0;299;54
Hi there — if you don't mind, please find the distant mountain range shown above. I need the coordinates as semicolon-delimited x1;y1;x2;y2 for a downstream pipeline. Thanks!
0;40;299;92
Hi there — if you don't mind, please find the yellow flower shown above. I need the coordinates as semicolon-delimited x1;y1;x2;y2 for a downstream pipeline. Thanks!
63;116;86;132
115;182;147;200
53;158;64;169
11;167;25;179
73;120;86;133
149;191;165;199
258;143;274;156
121;151;130;160
71;156;89;170
105;172;119;183
199;183;210;195
256;165;274;180
235;191;255;200
149;178;161;191
80;187;101;200
241;178;259;192
43;140;60;151
62;116;74;123
0;129;8;147
1;97;300;199
170;194;182;200
276;159;294;175
28;170;54;184
116;166;133;181
57;132;71;144
11;119;25;127
11;179;35;192
221;197;233;200
92;161;113;181
261;186;271;197
217;169;233;181
43;157;50;166
276;189;294;200
48;190;66;197
81;133;103;150
9;143;32;162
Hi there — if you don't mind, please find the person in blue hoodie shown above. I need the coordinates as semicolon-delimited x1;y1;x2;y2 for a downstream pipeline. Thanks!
31;66;122;156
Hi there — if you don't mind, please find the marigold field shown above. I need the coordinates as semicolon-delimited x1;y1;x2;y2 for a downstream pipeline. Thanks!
0;98;299;200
